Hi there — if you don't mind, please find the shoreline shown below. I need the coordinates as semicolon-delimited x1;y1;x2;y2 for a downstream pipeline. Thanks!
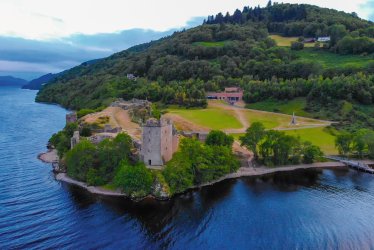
50;160;357;200
38;149;58;163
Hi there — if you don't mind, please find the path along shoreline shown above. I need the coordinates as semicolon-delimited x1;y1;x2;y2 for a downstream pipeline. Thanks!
39;150;374;200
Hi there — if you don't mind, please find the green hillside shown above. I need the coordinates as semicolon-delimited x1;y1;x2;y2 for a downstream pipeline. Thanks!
36;3;374;132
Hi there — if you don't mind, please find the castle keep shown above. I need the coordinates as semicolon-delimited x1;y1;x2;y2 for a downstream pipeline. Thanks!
140;118;179;167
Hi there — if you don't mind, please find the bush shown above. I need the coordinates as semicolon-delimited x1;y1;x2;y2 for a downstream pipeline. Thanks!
162;138;240;191
65;140;97;181
291;41;304;50
205;130;234;147
114;162;153;197
302;143;323;163
163;154;194;194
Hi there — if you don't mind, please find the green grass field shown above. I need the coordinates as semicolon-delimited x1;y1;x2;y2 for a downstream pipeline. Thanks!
246;98;312;117
284;127;338;155
168;106;242;130
270;35;315;47
192;41;228;47
242;108;322;129
233;127;337;154
293;48;374;68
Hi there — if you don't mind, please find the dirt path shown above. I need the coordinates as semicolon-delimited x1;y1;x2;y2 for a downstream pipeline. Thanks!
210;100;332;133
112;107;141;139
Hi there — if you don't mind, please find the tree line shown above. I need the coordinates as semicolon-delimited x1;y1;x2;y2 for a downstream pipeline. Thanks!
240;122;323;166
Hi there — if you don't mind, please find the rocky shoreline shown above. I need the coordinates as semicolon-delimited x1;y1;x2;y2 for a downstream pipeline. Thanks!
39;149;369;201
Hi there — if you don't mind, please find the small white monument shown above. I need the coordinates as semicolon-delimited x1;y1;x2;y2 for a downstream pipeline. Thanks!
290;112;297;125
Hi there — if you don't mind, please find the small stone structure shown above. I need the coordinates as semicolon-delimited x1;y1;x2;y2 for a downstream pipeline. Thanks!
206;87;243;104
140;118;179;167
71;131;80;149
66;112;77;125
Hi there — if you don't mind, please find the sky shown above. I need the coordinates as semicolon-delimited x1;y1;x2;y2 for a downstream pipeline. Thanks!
0;0;373;80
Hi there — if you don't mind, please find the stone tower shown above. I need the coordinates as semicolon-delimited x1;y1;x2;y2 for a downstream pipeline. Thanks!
140;118;179;167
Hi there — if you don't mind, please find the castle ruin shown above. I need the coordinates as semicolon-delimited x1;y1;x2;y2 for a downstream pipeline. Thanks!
66;112;77;125
140;118;179;167
71;131;80;149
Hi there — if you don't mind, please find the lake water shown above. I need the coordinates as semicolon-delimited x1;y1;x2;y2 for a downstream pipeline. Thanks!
1;87;374;249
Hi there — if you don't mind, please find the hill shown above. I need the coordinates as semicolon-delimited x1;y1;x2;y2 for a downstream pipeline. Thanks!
36;3;374;131
22;73;58;90
0;76;28;87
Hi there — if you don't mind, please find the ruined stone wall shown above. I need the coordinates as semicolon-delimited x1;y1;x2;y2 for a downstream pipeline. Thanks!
160;124;173;163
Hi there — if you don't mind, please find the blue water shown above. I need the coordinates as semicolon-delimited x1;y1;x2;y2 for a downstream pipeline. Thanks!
1;87;374;249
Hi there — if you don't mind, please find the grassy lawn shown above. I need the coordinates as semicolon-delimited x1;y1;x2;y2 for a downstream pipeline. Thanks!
270;35;315;47
232;127;337;155
243;109;288;129
293;48;374;68
242;108;324;129
284;127;337;155
246;98;311;117
168;106;242;130
192;41;228;47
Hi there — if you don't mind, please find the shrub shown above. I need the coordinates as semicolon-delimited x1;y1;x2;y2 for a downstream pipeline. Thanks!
65;140;97;181
114;162;153;197
291;41;304;50
206;130;234;147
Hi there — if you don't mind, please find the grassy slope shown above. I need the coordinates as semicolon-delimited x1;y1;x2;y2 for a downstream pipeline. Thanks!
233;127;337;155
293;48;374;68
192;41;228;47
246;98;311;117
284;127;338;155
270;35;315;47
168;106;242;130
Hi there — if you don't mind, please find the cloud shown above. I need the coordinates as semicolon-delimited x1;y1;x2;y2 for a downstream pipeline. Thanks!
361;0;374;21
0;0;370;40
0;21;204;79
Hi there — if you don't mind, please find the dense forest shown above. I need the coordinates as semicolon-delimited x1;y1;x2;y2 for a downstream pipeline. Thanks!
36;3;374;131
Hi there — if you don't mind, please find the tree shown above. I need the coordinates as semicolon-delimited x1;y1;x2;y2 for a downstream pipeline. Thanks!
114;162;153;197
206;130;234;147
353;130;368;158
163;154;194;194
240;122;266;160
65;140;97;182
291;41;304;50
329;24;347;46
335;132;353;156
267;0;272;8
302;142;323;163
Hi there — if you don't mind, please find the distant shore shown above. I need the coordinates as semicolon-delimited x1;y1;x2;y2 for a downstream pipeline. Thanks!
39;148;363;200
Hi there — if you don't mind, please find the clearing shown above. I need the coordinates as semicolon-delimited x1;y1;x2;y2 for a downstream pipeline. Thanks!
293;48;374;68
166;100;331;132
246;98;311;117
192;41;228;47
270;35;315;47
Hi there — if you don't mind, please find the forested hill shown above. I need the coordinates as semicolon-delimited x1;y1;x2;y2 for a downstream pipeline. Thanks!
205;3;373;38
37;3;374;111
